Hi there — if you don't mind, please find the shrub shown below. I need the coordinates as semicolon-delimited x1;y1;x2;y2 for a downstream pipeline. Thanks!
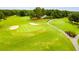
65;31;76;37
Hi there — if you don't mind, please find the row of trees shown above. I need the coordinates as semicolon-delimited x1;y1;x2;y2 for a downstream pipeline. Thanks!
32;7;79;24
0;7;70;20
68;12;79;24
0;10;29;20
30;7;70;19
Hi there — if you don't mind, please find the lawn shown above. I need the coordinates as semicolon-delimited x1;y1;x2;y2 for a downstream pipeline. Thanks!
0;16;75;50
50;18;79;34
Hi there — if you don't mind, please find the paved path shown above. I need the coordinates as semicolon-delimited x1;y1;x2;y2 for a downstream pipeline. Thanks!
47;20;79;51
72;35;79;50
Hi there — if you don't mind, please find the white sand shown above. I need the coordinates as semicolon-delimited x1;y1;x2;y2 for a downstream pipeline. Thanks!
9;25;19;30
29;23;39;25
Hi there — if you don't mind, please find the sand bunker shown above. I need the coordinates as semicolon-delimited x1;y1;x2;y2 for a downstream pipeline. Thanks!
9;25;19;30
29;23;39;25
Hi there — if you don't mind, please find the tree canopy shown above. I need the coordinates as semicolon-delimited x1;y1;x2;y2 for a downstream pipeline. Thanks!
0;7;73;21
68;13;79;24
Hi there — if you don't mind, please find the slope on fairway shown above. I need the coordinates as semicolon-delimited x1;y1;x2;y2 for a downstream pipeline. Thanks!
0;16;75;50
50;18;79;34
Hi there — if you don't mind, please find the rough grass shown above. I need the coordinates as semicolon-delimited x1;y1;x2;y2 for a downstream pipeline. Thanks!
0;16;75;50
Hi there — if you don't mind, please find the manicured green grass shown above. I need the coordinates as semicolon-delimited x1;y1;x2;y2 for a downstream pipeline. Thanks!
0;16;75;50
50;18;79;34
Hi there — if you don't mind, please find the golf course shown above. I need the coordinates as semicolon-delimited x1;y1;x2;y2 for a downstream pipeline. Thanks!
0;15;76;51
0;7;79;51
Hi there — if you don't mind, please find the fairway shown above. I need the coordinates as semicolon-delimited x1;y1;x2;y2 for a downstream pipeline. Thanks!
50;18;79;34
0;16;75;50
50;18;79;50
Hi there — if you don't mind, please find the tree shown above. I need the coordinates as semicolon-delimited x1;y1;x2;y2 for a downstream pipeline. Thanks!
17;10;26;16
46;10;52;16
68;13;79;24
62;10;69;17
33;7;44;19
0;12;5;20
3;10;12;16
45;9;69;19
42;8;46;15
